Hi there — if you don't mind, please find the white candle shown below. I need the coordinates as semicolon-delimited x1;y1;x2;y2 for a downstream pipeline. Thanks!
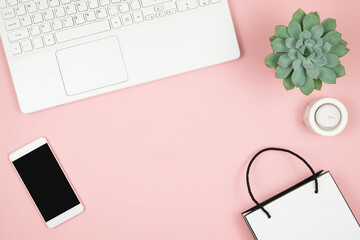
315;104;341;130
303;98;348;136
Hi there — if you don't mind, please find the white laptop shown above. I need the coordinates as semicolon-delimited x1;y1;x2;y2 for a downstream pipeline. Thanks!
0;0;240;113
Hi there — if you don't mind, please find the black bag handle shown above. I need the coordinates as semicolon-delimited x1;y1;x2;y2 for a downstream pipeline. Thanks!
246;147;319;219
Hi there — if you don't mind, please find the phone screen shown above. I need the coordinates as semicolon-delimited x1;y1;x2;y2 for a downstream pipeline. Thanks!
12;143;80;222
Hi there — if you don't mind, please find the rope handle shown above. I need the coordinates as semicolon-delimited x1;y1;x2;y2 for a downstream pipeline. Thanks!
246;147;319;219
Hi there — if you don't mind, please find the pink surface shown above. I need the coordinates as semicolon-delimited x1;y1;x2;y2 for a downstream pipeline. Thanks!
1;1;360;239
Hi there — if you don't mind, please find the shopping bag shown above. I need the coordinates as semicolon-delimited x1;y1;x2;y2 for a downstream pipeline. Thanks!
242;148;360;240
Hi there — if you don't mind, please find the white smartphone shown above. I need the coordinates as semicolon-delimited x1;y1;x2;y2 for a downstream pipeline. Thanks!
9;137;84;228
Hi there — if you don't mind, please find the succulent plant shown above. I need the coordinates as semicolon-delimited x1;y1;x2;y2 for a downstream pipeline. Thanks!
265;9;349;95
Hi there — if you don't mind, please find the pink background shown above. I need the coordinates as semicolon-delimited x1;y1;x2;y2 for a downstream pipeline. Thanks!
1;0;360;239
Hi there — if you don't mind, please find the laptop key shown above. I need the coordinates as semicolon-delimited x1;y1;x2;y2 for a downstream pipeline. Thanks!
8;28;29;41
44;9;55;20
88;0;99;9
32;13;44;24
14;5;26;15
130;0;140;10
119;2;129;13
0;0;6;8
38;0;49;10
199;0;209;6
29;25;41;36
33;36;44;48
44;33;55;45
85;11;96;21
8;0;18;7
40;22;51;33
52;19;63;30
96;8;107;18
2;9;15;19
166;8;176;15
5;18;21;30
108;5;118;15
49;0;60;7
176;0;197;12
63;17;74;27
133;10;143;23
21;39;33;52
141;0;170;7
155;11;165;17
55;20;110;43
11;42;22;54
122;13;132;25
26;2;37;13
21;15;32;26
154;5;163;11
74;14;85;24
110;16;121;28
145;14;154;20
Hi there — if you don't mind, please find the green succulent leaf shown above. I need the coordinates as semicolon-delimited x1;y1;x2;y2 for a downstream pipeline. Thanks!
314;79;322;90
303;12;319;31
300;76;315;95
322;31;342;45
275;66;292;79
314;12;321;23
306;52;315;61
322;18;336;35
315;48;322;58
283;76;295;90
269;35;276;42
331;64;346;77
311;25;324;39
288;49;298;60
306;67;320;79
292;58;303;71
265;53;283;68
328;44;350;57
315;39;323;47
278;55;293;68
324;54;340;67
321;42;332;53
313;56;327;66
300;46;314;57
296;39;304;48
299;30;311;40
285;38;296;48
338;39;348;46
288;21;302;39
319;67;336;84
306;40;316;47
292;8;306;24
305;39;315;47
292;68;306;87
271;38;289;52
303;59;314;69
275;25;291;39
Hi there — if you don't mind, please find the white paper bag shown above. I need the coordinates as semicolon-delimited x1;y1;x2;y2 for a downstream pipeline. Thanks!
243;148;360;240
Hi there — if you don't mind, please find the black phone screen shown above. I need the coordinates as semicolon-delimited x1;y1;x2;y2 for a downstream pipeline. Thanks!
13;144;80;222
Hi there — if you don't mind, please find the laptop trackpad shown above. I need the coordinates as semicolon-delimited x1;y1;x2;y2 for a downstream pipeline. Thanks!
56;37;128;96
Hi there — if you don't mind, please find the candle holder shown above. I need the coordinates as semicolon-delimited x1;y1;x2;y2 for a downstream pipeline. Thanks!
303;98;348;136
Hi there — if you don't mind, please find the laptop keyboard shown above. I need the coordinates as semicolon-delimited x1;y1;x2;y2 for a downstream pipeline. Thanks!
1;0;221;55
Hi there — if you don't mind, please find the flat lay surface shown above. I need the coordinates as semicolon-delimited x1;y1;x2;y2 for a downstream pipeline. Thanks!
1;0;360;239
